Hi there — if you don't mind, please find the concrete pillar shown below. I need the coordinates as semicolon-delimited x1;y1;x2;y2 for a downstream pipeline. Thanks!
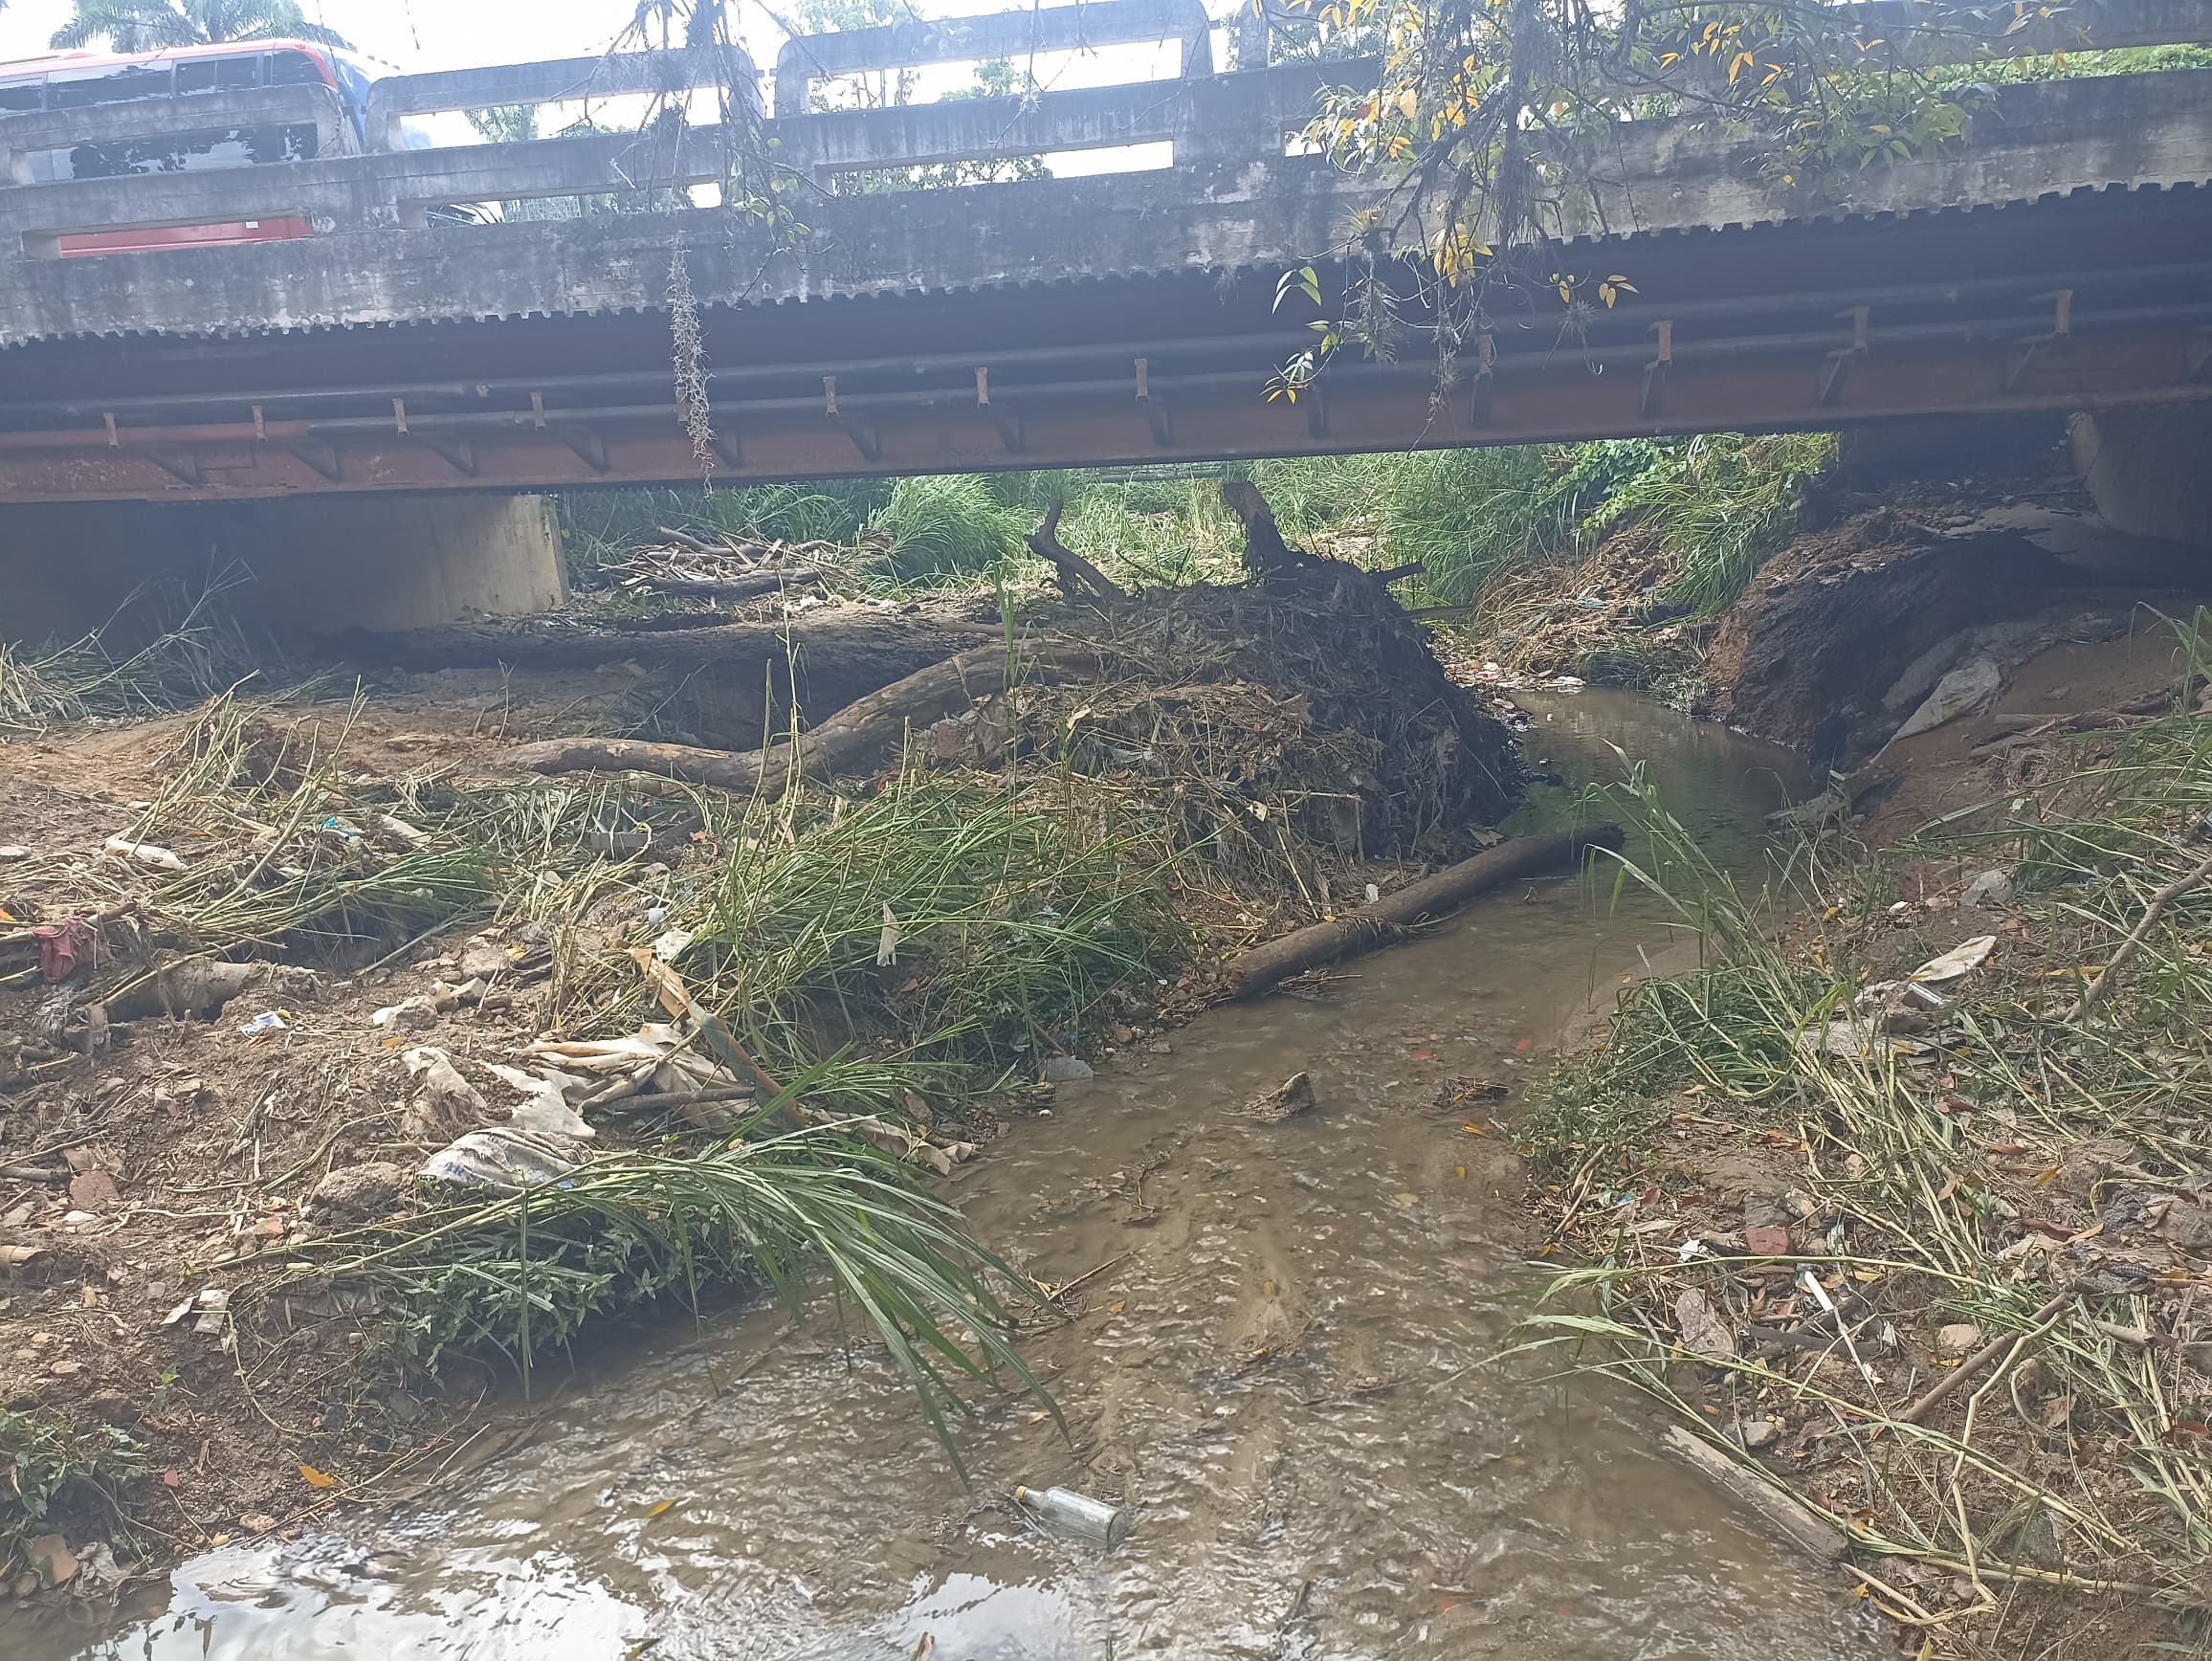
0;493;566;645
2070;407;2212;549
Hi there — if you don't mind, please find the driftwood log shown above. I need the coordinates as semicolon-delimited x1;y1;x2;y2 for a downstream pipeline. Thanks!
1223;826;1627;997
500;640;1104;793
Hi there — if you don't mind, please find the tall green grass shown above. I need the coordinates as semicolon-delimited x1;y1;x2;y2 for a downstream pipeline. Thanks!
867;474;1028;586
1585;432;1839;614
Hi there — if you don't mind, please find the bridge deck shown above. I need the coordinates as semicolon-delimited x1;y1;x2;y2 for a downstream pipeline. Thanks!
0;0;2204;498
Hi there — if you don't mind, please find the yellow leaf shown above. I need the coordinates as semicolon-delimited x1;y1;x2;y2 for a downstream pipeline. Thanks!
299;1465;336;1489
1397;86;1418;120
646;1497;679;1518
1454;1164;1468;1179
1558;281;1573;303
1658;51;1679;68
1108;1298;1125;1315
1461;1119;1487;1135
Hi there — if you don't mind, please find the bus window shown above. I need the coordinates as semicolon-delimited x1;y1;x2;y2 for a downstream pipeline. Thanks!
264;50;329;88
0;78;41;113
46;63;175;107
175;56;264;96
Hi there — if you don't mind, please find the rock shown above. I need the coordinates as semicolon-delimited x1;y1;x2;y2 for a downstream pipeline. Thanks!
304;1162;412;1223
371;998;438;1032
1673;1288;1736;1363
0;845;28;861
1241;1072;1316;1123
2158;1196;2212;1254
238;1513;277;1534
1743;1225;1793;1257
1741;1193;1788;1230
1962;870;2014;908
85;1388;138;1426
456;936;507;981
27;1533;76;1588
1041;1055;1095;1085
1936;1321;1982;1357
65;1171;120;1212
1892;653;2002;742
1738;1419;1781;1450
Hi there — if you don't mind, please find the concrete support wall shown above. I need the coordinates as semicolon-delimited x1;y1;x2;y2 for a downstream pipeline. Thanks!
2071;408;2212;550
0;493;565;645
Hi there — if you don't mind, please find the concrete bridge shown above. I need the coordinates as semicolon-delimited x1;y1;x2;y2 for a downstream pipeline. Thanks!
1;0;2209;632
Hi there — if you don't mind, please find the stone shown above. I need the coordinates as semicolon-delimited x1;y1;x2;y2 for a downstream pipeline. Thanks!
1892;654;2002;742
304;1162;412;1223
1961;870;2014;909
238;1513;277;1534
1936;1321;1982;1357
1040;1055;1094;1085
1738;1419;1781;1450
1741;1192;1788;1230
2158;1196;2212;1254
1240;1072;1316;1124
1743;1225;1793;1257
65;1170;120;1212
456;936;507;981
26;1534;76;1588
1673;1288;1736;1363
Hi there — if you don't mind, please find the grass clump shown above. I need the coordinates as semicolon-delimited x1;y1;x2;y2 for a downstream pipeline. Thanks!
0;570;264;734
315;1114;1051;1469
1;1410;146;1567
867;474;1029;587
1587;432;1839;616
676;774;1178;1090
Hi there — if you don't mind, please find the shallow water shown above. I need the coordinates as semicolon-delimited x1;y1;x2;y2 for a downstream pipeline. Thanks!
12;693;1885;1661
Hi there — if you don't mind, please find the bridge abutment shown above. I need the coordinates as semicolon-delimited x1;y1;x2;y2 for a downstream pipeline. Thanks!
2071;408;2212;551
0;493;566;646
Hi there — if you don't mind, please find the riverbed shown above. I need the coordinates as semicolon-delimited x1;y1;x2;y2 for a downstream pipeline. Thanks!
11;692;1887;1661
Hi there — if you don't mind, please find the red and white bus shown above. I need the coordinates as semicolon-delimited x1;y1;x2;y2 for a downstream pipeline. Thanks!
0;39;394;255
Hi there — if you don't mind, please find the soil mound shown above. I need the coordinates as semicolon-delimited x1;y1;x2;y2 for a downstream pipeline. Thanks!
1695;508;2073;768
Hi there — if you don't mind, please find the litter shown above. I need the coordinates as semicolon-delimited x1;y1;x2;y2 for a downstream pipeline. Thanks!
237;1011;287;1037
1908;935;1997;985
420;1127;586;1194
1014;1484;1130;1548
102;835;185;871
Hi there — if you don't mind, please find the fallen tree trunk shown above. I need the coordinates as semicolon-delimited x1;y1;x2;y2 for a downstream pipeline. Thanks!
500;639;1106;794
1223;826;1626;997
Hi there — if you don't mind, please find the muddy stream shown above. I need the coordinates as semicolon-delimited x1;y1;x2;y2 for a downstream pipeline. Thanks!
13;693;1890;1661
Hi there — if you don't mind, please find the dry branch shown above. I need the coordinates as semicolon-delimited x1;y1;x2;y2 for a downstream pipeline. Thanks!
2065;849;2212;1020
1224;827;1626;997
500;640;1106;793
1027;503;1127;603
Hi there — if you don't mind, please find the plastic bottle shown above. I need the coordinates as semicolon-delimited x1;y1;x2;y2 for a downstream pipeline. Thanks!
1013;1484;1130;1548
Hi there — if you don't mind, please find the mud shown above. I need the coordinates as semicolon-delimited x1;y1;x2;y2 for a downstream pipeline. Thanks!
0;692;1885;1661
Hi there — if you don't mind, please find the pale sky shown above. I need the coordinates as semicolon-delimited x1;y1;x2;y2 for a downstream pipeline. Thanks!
0;0;1209;176
0;0;1202;90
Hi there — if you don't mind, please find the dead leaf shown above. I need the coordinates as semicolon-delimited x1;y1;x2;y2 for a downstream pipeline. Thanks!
645;1497;679;1518
299;1465;336;1489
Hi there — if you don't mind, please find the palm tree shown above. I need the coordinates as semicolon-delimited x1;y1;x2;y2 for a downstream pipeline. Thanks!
49;0;350;53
